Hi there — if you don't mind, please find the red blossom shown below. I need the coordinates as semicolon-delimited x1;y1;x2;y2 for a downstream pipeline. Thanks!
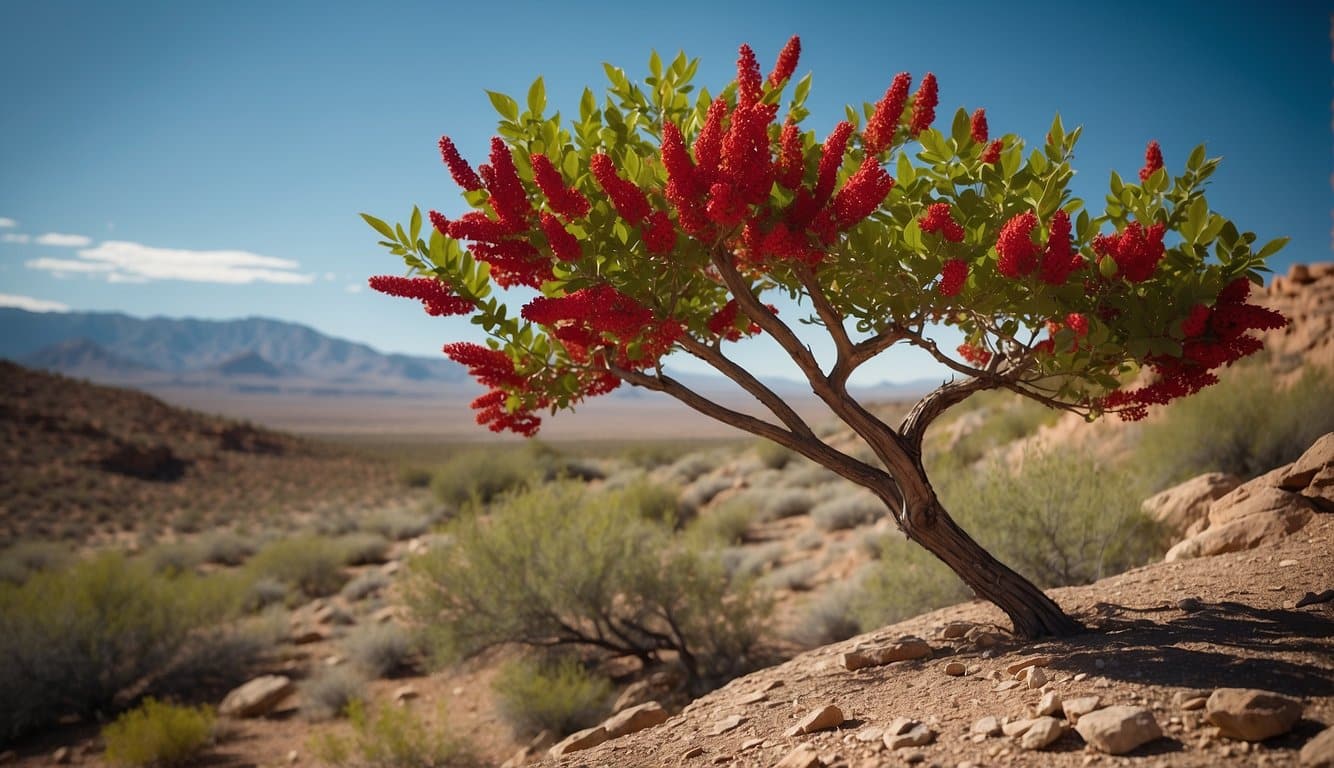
939;259;968;296
693;98;728;183
776;120;804;189
429;210;451;236
767;35;801;87
957;342;991;367
1139;140;1164;183
469;389;541;437
970;108;988;144
721;102;779;205
1038;209;1081;285
437;136;484;191
482;137;532;229
662;122;701;198
1091;221;1165;282
443;342;524;388
531;154;590;220
447;211;512;244
705;182;746;227
590;153;651;225
980;139;1003;165
368;275;473;317
919;202;964;242
814;121;853;204
643;210;676;255
1218;276;1252;304
833;157;894;229
996;210;1040;277
468;240;551;289
1065;312;1089;337
539;213;581;262
736;44;762;108
1181;304;1211;337
863;73;911;154
908;73;938;136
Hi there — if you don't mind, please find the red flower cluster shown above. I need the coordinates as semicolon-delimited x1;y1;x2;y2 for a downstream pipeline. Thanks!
480;137;533;230
590;153;650;225
540;213;581;262
767;35;801;87
736;44;762;107
938;258;968;296
970;109;988;144
814;121;853;204
467;389;541;437
1092;221;1165;283
1101;277;1286;420
919;203;964;242
863;73;911;154
521;284;682;368
957;342;991;367
980;139;1003;165
706;299;763;341
532;154;591;220
1139;140;1163;183
643;210;676;255
908;73;938;136
1038;210;1082;285
443;342;525;389
368;275;474;317
776;121;804;189
833;157;894;229
996;211;1040;277
438;136;483;192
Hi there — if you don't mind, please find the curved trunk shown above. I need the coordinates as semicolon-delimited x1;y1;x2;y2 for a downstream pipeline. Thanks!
902;496;1084;638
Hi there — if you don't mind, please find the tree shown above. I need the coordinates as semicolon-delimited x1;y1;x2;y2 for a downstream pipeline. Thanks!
364;37;1287;638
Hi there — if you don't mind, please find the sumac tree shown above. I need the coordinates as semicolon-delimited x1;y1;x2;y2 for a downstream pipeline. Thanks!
366;37;1286;638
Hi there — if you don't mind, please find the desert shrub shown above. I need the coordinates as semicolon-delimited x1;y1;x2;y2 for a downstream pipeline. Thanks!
677;475;734;515
197;530;256;566
407;482;769;690
612;478;681;523
341;571;390;602
686;498;757;546
1133;364;1334;489
0;540;71;585
664;452;716;483
247;535;348;598
780;462;840;488
102;698;214;767
430;443;552;508
719;542;787;580
753;488;815;521
790;582;862;648
243;577;291;612
362;508;431;541
492;657;612;738
314;513;361;537
944;391;1061;466
155;609;287;699
810;491;884;531
0;553;239;743
336;533;391;566
941;448;1165;587
754;440;794;470
301;667;367;721
852;538;972;630
344;624;419;679
310;700;478;768
397;465;434;488
144;541;205;575
760;559;819;591
793;529;825;551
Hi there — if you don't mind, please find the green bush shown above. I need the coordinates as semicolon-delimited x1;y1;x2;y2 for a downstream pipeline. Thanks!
340;571;390;602
686;498;757;546
1133;364;1334;490
677;475;734;515
246;535;348;598
809;491;884;531
0;540;71;585
407;482;770;691
492;657;612;738
336;533;391;566
362;508;432;541
0;554;240;743
430;444;550;507
754;440;794;470
397;465;434;489
144;541;204;575
755;488;815;520
760;559;819;592
301;667;367;721
310;700;478;768
344;624;419;679
102;698;214;767
851;538;972;630
612;478;681;523
789;582;862;648
197;530;257;566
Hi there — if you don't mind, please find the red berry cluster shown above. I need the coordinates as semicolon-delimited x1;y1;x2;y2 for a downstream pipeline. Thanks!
957;342;992;367
706;299;763;341
938;259;968;296
368;275;474;317
1092;221;1165;283
970;109;988;145
1100;278;1286;420
532;154;591;220
1139;140;1163;183
919;203;965;242
996;210;1083;285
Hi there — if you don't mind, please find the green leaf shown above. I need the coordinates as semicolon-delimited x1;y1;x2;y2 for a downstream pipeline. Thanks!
649;50;662;79
409;207;422;244
580;88;597;121
527;77;546;116
360;213;396;241
792;73;812;107
1255;236;1289;261
562;151;581;179
1187;144;1206;172
486;90;519;121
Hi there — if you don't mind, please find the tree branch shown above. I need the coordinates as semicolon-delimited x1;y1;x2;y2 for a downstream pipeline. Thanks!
794;266;854;383
677;334;816;440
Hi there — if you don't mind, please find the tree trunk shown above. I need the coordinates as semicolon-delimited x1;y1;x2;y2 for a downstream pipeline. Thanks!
902;495;1084;638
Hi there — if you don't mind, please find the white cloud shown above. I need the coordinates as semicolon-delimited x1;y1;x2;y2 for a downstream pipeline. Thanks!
345;283;363;293
324;272;337;281
0;218;15;228
35;232;93;247
2;233;30;243
0;293;69;312
23;240;315;285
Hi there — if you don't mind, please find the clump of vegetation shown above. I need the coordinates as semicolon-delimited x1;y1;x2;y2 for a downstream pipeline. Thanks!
0;540;71;585
301;667;367;721
336;532;391;566
430;444;551;507
760;559;820;592
407;481;770;691
789;581;863;647
341;571;390;602
492;656;613;738
197;530;257;566
362;507;432;541
616;478;681;523
754;440;794;470
397;465;434;488
686;497;757;546
851;539;972;630
310;700;479;768
0;553;241;743
344;624;419;679
144;541;205;575
932;389;1063;467
809;490;883;531
1133;363;1334;490
677;475;734;516
246;535;348;598
102;698;215;767
751;488;815;521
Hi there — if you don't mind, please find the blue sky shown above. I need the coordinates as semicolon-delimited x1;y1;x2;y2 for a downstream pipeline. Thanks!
1;0;1329;386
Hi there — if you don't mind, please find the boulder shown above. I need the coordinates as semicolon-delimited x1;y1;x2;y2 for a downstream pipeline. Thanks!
1279;433;1334;490
1206;688;1303;741
219;675;295;718
1208;485;1311;528
602;701;669;738
1073;705;1162;754
1166;503;1314;561
547;726;608;758
613;666;686;712
1301;725;1334;767
1142;472;1241;535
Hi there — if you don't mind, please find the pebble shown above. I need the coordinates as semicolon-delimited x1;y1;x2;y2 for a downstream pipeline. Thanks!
1038;691;1063;716
712;715;747;736
943;661;967;676
784;705;842;736
1020;717;1065;750
1177;596;1203;611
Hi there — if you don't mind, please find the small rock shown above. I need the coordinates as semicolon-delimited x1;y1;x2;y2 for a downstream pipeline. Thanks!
1072;672;1089;682
903;751;926;764
1020;717;1065;750
885;717;915;736
323;655;344;667
713;714;748;736
1005;656;1054;676
972;716;1002;737
855;727;884;742
1074;705;1163;755
547;726;608;758
52;747;70;765
774;744;821;768
787;705;842;736
1038;691;1063;716
1279;559;1299;567
885;722;935;749
602;702;669;738
1181;697;1207;711
942;621;975;639
287;749;300;764
740;738;764;751
840;651;878;671
1061;693;1104;725
392;685;418;703
1023;666;1049;689
710;755;731;765
943;661;966;677
738;690;768;705
1206;688;1303;741
1297;589;1334;608
967;628;1002;648
1177;596;1203;611
682;745;706;759
1300;725;1334;767
1003;718;1038;737
219;675;295;718
291;627;328;645
994;680;1023;692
